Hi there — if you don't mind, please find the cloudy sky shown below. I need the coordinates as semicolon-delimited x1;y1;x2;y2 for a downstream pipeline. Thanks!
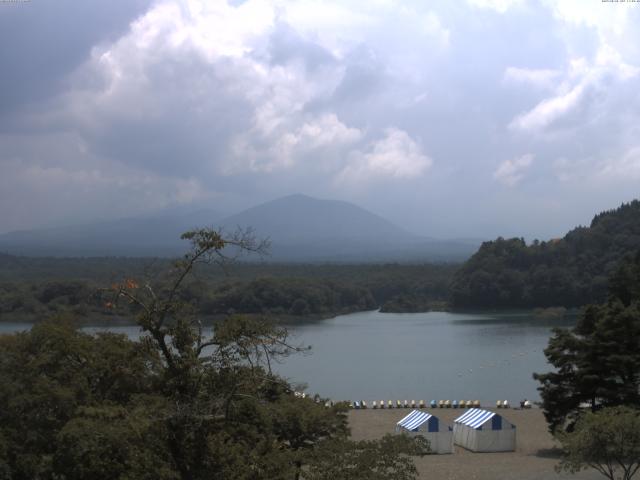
1;0;639;239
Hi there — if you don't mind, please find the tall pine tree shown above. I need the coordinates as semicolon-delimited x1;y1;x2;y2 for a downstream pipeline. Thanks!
534;251;640;433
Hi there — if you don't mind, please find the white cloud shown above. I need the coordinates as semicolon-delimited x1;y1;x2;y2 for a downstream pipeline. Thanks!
278;1;374;57
552;146;640;187
336;128;432;185
509;83;585;131
508;42;639;132
493;154;534;187
503;67;560;89
50;0;351;176
506;0;640;136
422;12;450;47
597;146;640;181
230;113;362;173
595;43;640;80
281;1;450;58
290;114;363;150
150;0;276;60
45;0;454;182
467;0;524;14
543;0;634;38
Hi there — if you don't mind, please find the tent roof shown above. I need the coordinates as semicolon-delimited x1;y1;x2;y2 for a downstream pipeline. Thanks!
397;410;433;431
454;408;496;429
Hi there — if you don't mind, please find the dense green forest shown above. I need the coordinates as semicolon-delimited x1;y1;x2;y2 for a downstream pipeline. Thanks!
534;250;640;432
0;229;429;479
532;251;640;479
4;199;640;321
0;257;456;322
450;200;640;308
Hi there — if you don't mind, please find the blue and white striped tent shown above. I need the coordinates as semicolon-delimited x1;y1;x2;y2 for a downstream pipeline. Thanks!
396;410;453;454
453;408;516;452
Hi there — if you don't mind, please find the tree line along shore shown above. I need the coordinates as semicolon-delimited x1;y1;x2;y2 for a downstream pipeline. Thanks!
2;200;640;323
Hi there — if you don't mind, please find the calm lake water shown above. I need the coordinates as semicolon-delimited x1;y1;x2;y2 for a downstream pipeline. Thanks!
0;310;574;404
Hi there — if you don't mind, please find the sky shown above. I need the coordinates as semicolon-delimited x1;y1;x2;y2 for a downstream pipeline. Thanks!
1;0;639;239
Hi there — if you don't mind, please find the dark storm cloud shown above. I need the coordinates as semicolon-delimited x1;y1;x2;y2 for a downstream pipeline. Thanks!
73;55;256;176
0;0;639;239
0;0;153;123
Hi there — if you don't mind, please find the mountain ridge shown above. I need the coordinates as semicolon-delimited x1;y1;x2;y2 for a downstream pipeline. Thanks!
0;194;478;261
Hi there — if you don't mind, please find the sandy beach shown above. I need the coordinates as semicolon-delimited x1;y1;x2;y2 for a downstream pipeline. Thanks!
348;408;602;480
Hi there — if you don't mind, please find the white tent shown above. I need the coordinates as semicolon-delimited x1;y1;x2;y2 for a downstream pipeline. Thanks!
453;408;516;452
395;409;453;454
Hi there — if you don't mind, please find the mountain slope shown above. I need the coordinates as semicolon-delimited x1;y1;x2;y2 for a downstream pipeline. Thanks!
218;194;477;261
219;194;415;243
0;209;221;257
0;194;479;261
450;200;640;308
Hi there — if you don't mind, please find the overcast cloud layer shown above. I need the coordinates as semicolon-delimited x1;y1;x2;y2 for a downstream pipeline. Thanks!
1;0;639;239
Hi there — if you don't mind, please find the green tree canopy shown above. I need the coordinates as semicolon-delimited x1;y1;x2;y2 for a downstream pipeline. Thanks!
557;406;640;480
451;200;640;308
534;252;640;433
0;228;428;480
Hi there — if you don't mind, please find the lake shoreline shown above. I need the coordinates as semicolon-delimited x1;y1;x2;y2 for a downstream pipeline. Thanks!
0;305;582;325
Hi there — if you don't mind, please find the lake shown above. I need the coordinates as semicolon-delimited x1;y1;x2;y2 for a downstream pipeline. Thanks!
0;310;574;404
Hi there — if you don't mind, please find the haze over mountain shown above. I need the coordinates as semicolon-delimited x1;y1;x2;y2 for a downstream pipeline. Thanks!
0;209;222;257
218;194;478;261
0;194;479;261
219;194;415;242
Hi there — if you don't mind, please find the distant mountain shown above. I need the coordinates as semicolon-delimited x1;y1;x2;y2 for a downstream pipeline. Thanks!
0;195;480;261
219;194;414;242
0;209;221;257
217;194;478;261
451;200;640;308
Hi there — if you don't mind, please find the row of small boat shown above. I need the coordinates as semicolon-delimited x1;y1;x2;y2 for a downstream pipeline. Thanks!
321;399;530;409
346;399;484;409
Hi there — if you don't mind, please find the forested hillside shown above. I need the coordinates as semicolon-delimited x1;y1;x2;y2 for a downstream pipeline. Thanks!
450;200;640;308
0;229;428;479
0;259;456;322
